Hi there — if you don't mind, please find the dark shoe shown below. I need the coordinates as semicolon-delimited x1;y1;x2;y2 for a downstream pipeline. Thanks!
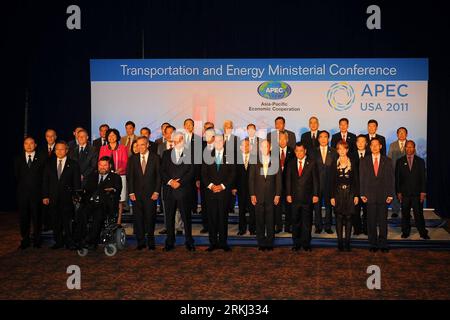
237;231;246;236
185;244;196;251
338;242;344;251
159;229;168;235
200;228;209;234
381;248;390;253
249;231;256;235
325;229;334;234
274;229;282;234
391;212;399;218
369;247;378;253
33;242;42;248
345;245;352;252
136;244;146;250
258;246;265;251
205;246;216;252
284;227;292;233
315;228;322;234
51;244;63;250
353;230;361;236
401;233;409;239
148;245;156;251
303;246;312;252
421;234;430;240
222;246;232;252
265;247;274;251
19;242;30;250
291;246;301;251
362;229;368;235
176;230;183;236
163;245;175;252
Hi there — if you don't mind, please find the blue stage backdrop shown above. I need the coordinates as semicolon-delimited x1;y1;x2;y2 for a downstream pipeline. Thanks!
91;58;428;159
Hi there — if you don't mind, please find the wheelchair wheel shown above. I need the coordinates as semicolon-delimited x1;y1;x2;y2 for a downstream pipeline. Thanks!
104;243;117;257
115;227;127;250
77;248;88;257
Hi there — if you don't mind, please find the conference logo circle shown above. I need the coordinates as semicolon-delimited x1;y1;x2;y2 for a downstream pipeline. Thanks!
258;81;292;100
327;82;355;111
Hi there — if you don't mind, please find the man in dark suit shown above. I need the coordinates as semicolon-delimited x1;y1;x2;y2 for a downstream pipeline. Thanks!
286;143;319;251
198;128;216;234
40;129;58;232
68;129;98;188
249;139;282;250
223;120;239;214
67;127;84;150
331;118;357;157
201;134;235;252
364;119;386;156
14;136;46;249
267;116;296;150
183;118;202;219
42;141;81;249
92;124;110;152
274;131;295;233
160;131;195;251
353;134;369;235
300;116;320;152
74;156;122;249
155;122;170;146
232;139;255;235
360;137;395;252
247;123;260;156
311;131;337;234
140;127;158;154
127;136;161;250
395;140;429;239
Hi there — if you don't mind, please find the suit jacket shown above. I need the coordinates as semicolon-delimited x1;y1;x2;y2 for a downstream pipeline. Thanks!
276;146;295;193
185;133;202;182
311;146;338;195
234;153;252;199
246;136;260;156
127;153;161;198
157;141;171;158
148;140;158;154
285;157;319;205
395;155;426;196
359;155;395;204
388;140;407;167
14;152;46;202
93;137;107;152
38;144;56;162
300;131;320;152
201;150;235;200
68;144;98;180
331;131;357;156
224;134;239;164
160;148;194;201
121;134;137;155
42;158;81;204
267;130;296;150
248;155;282;204
364;134;387;156
82;171;122;207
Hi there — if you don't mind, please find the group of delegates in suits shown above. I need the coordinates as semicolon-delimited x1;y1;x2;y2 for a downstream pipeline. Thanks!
14;116;428;254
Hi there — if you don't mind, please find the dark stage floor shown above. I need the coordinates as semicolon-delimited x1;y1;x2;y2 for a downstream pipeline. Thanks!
1;212;450;300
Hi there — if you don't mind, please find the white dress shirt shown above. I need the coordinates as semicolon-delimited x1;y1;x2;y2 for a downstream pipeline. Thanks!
56;156;67;173
25;151;36;162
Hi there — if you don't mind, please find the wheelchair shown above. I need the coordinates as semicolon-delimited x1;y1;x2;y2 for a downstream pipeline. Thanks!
73;190;127;257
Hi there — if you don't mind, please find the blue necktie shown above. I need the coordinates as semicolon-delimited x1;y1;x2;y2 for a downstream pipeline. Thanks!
215;154;221;171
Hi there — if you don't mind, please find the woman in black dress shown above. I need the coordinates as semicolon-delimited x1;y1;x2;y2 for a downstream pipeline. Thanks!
330;140;359;251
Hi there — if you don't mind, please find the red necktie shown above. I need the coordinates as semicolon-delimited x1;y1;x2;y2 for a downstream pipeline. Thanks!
281;149;286;169
374;157;379;177
298;160;303;177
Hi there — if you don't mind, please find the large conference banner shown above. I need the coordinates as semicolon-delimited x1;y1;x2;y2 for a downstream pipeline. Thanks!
90;58;428;159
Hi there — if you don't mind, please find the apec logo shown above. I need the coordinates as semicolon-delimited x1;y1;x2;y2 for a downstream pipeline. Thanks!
258;81;292;100
327;82;355;111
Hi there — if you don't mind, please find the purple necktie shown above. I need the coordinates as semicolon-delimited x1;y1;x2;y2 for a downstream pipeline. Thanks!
408;156;413;170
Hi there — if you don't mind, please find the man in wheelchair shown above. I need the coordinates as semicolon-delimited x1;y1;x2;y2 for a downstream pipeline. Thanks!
74;156;122;250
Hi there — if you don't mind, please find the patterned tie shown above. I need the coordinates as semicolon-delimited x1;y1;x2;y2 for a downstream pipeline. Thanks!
360;152;363;159
342;134;346;141
400;141;404;153
374;157;379;177
27;155;32;168
57;160;63;180
263;161;269;178
48;147;52;157
321;147;327;164
244;154;249;170
141;155;147;174
298;160;303;177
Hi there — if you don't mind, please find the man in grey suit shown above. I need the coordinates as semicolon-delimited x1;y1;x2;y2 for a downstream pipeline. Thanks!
266;116;297;150
387;127;408;218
